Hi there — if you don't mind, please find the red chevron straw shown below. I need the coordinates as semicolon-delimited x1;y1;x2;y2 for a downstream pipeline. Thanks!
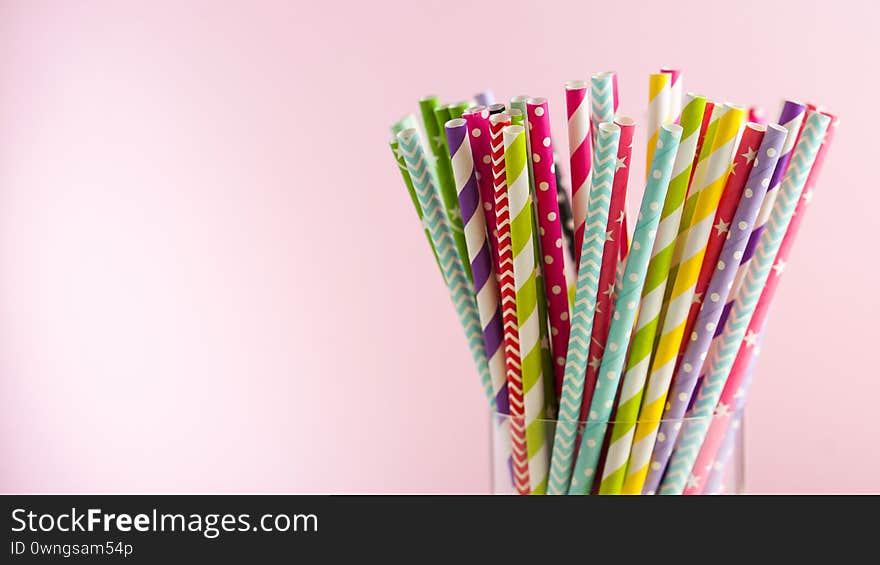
489;112;529;494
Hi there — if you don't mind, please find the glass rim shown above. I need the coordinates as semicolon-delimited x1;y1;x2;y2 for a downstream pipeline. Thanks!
490;411;739;427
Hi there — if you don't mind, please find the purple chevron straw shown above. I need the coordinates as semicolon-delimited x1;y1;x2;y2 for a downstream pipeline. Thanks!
641;123;788;494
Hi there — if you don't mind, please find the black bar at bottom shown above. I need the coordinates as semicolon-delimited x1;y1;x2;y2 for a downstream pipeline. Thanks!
1;495;875;561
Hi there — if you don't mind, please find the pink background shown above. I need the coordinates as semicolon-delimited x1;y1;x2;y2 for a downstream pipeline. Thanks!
0;1;875;493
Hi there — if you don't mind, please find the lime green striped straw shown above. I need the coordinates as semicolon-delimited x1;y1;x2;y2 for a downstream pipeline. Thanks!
504;124;549;494
597;94;707;494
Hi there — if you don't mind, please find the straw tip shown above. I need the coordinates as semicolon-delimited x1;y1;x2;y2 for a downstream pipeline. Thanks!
746;122;768;132
464;104;487;115
445;117;467;130
564;79;588;90
396;127;419;142
615;116;636;126
503;124;525;136
661;123;683;136
598;122;620;134
527;96;547;106
489;112;510;125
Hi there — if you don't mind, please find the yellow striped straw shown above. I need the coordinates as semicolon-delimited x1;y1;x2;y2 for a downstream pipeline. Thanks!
645;73;671;180
623;104;747;494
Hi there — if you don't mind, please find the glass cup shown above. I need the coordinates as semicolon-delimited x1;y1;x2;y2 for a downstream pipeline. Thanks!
489;410;744;495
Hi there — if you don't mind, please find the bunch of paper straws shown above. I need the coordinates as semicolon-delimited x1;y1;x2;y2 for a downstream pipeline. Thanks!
388;69;836;495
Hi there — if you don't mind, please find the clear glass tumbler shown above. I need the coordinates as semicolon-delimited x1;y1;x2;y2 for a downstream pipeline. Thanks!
489;410;744;495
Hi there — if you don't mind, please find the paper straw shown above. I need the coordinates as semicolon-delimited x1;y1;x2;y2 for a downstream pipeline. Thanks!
567;124;683;494
580;116;636;423
714;102;806;336
546;122;620;494
678;124;768;362
660;67;683;124
608;71;627;253
509;108;523;127
463;106;500;266
448;100;471;120
447;118;509;414
526;98;571;397
639;123;787;494
555;156;579;309
475;90;495;106
749;106;767;124
689;111;838;493
591;72;615;141
622;105;746;494
595;96;707;494
421;99;472;281
566;80;593;266
505;124;549;494
702;352;754;495
555;157;578;265
677;102;725;244
489;112;530;494
511;96;557;415
389;138;443;276
659;110;831;494
396;128;494;406
611;71;620;117
645;72;671;179
418;97;450;183
612;117;634;265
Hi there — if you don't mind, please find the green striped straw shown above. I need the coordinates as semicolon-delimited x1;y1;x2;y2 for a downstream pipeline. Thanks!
448;100;471;119
663;103;725;299
567;124;683;494
504;124;549;494
596;94;707;494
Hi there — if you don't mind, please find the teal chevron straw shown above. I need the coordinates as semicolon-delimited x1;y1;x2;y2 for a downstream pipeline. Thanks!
568;124;683;494
547;122;621;494
590;72;615;142
396;128;494;407
389;138;443;278
659;111;831;494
